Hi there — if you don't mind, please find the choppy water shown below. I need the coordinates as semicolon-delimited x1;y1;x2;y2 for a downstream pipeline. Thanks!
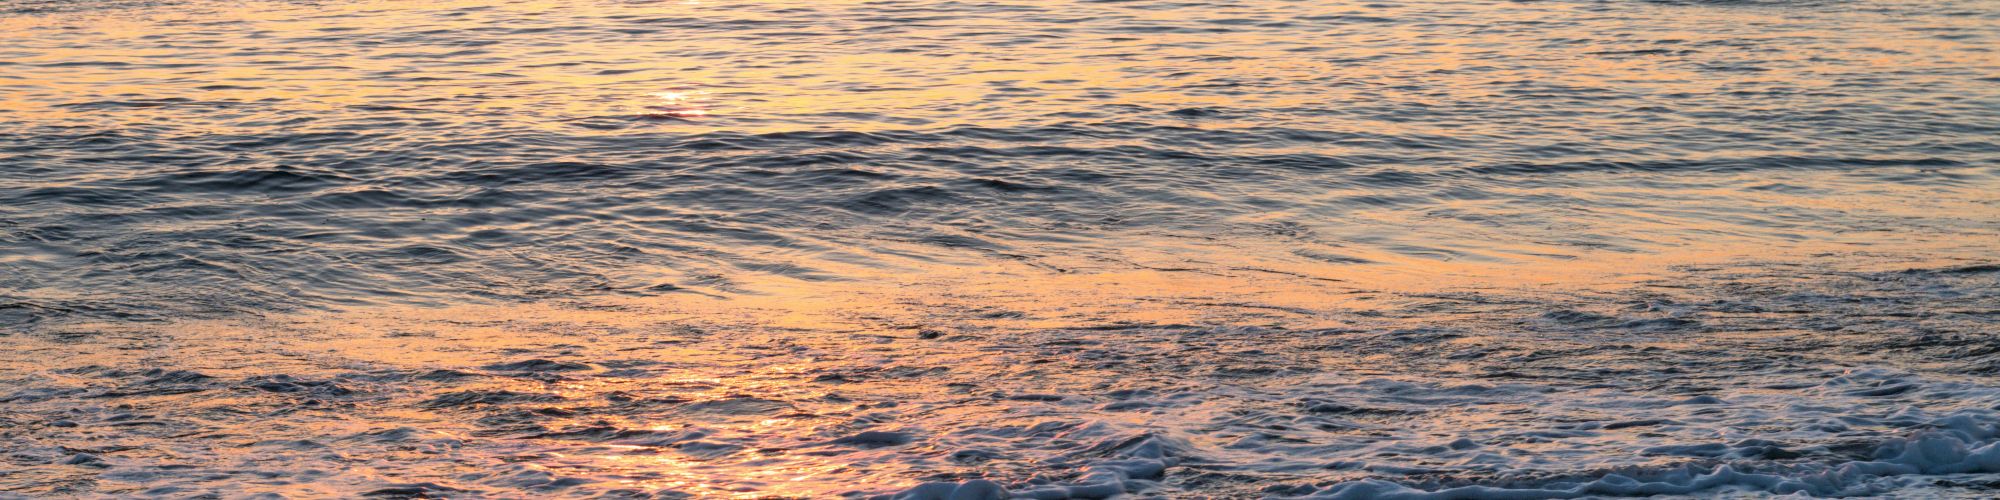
2;0;1998;497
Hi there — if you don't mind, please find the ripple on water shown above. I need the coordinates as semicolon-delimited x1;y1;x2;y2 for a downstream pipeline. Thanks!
1;0;1999;496
1;262;1997;496
1;0;1995;323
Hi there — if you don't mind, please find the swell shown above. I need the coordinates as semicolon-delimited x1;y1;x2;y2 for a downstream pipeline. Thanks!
2;0;1997;325
2;117;1995;326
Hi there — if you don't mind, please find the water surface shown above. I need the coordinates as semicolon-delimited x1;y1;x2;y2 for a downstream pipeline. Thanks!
2;0;1998;497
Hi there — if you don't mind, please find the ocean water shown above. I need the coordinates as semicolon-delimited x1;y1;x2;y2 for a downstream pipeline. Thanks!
2;0;1998;497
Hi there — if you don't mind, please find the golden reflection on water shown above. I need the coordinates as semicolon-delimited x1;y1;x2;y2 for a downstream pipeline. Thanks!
7;0;1985;131
4;0;1999;496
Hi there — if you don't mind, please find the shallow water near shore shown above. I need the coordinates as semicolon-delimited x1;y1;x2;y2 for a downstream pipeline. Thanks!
3;0;2000;497
9;257;2000;498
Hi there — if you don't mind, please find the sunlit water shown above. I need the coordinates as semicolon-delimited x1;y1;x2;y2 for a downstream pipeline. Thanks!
3;0;1999;497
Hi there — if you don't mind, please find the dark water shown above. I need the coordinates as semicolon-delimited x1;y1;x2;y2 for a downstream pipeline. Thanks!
3;0;1999;497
